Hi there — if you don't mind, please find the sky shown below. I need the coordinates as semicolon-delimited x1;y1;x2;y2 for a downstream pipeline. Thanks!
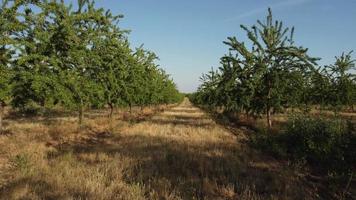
88;0;355;93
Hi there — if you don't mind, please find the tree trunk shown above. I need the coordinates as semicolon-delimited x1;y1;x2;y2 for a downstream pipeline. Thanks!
129;103;132;114
108;103;114;119
266;81;272;129
266;106;272;129
78;102;84;127
108;103;114;131
0;104;3;134
245;110;249;120
304;102;308;113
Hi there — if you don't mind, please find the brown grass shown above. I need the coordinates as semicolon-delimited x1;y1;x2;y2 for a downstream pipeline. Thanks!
0;99;317;199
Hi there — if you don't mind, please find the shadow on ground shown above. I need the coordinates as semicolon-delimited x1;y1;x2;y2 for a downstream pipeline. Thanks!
0;101;312;200
42;132;307;200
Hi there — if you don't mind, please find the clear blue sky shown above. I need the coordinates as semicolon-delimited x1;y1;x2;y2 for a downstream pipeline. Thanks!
91;0;355;92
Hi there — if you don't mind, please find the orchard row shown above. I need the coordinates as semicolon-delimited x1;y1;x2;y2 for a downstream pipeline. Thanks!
0;0;183;128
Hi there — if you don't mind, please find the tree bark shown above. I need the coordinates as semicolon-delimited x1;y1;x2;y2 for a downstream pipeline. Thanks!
0;104;3;134
266;106;272;129
245;110;250;120
108;103;114;131
266;80;272;129
108;103;114;119
78;102;84;127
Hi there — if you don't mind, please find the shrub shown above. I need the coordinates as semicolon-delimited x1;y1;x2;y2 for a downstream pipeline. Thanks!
253;115;356;175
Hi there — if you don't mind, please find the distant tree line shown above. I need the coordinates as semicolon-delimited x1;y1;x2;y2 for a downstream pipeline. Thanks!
0;0;183;131
190;9;356;128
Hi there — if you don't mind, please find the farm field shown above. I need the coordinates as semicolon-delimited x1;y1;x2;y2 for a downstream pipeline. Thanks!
0;98;320;200
1;1;355;199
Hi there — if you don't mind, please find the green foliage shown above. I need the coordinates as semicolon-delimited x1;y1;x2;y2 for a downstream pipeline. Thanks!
191;8;355;127
191;8;319;127
190;8;356;180
0;0;182;125
253;116;356;175
327;51;356;108
0;0;15;105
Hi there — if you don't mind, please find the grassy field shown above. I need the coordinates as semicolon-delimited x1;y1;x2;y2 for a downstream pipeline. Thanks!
0;98;338;199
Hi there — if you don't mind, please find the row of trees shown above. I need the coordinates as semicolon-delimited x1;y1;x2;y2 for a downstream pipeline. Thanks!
0;0;183;131
190;9;356;128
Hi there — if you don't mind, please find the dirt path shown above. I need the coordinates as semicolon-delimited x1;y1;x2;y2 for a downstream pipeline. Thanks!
112;98;306;199
116;98;244;199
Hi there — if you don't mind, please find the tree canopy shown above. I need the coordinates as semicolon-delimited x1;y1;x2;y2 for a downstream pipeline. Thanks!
191;9;355;128
0;0;183;129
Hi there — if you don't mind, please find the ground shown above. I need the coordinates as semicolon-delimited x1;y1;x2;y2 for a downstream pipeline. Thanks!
0;98;316;199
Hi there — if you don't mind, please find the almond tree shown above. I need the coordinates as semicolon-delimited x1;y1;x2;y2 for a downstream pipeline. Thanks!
1;0;182;129
0;46;12;132
61;0;107;126
0;47;10;132
0;0;19;132
10;1;59;111
92;25;131;121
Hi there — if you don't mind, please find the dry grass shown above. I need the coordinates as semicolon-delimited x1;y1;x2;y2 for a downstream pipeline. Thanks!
0;99;316;199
